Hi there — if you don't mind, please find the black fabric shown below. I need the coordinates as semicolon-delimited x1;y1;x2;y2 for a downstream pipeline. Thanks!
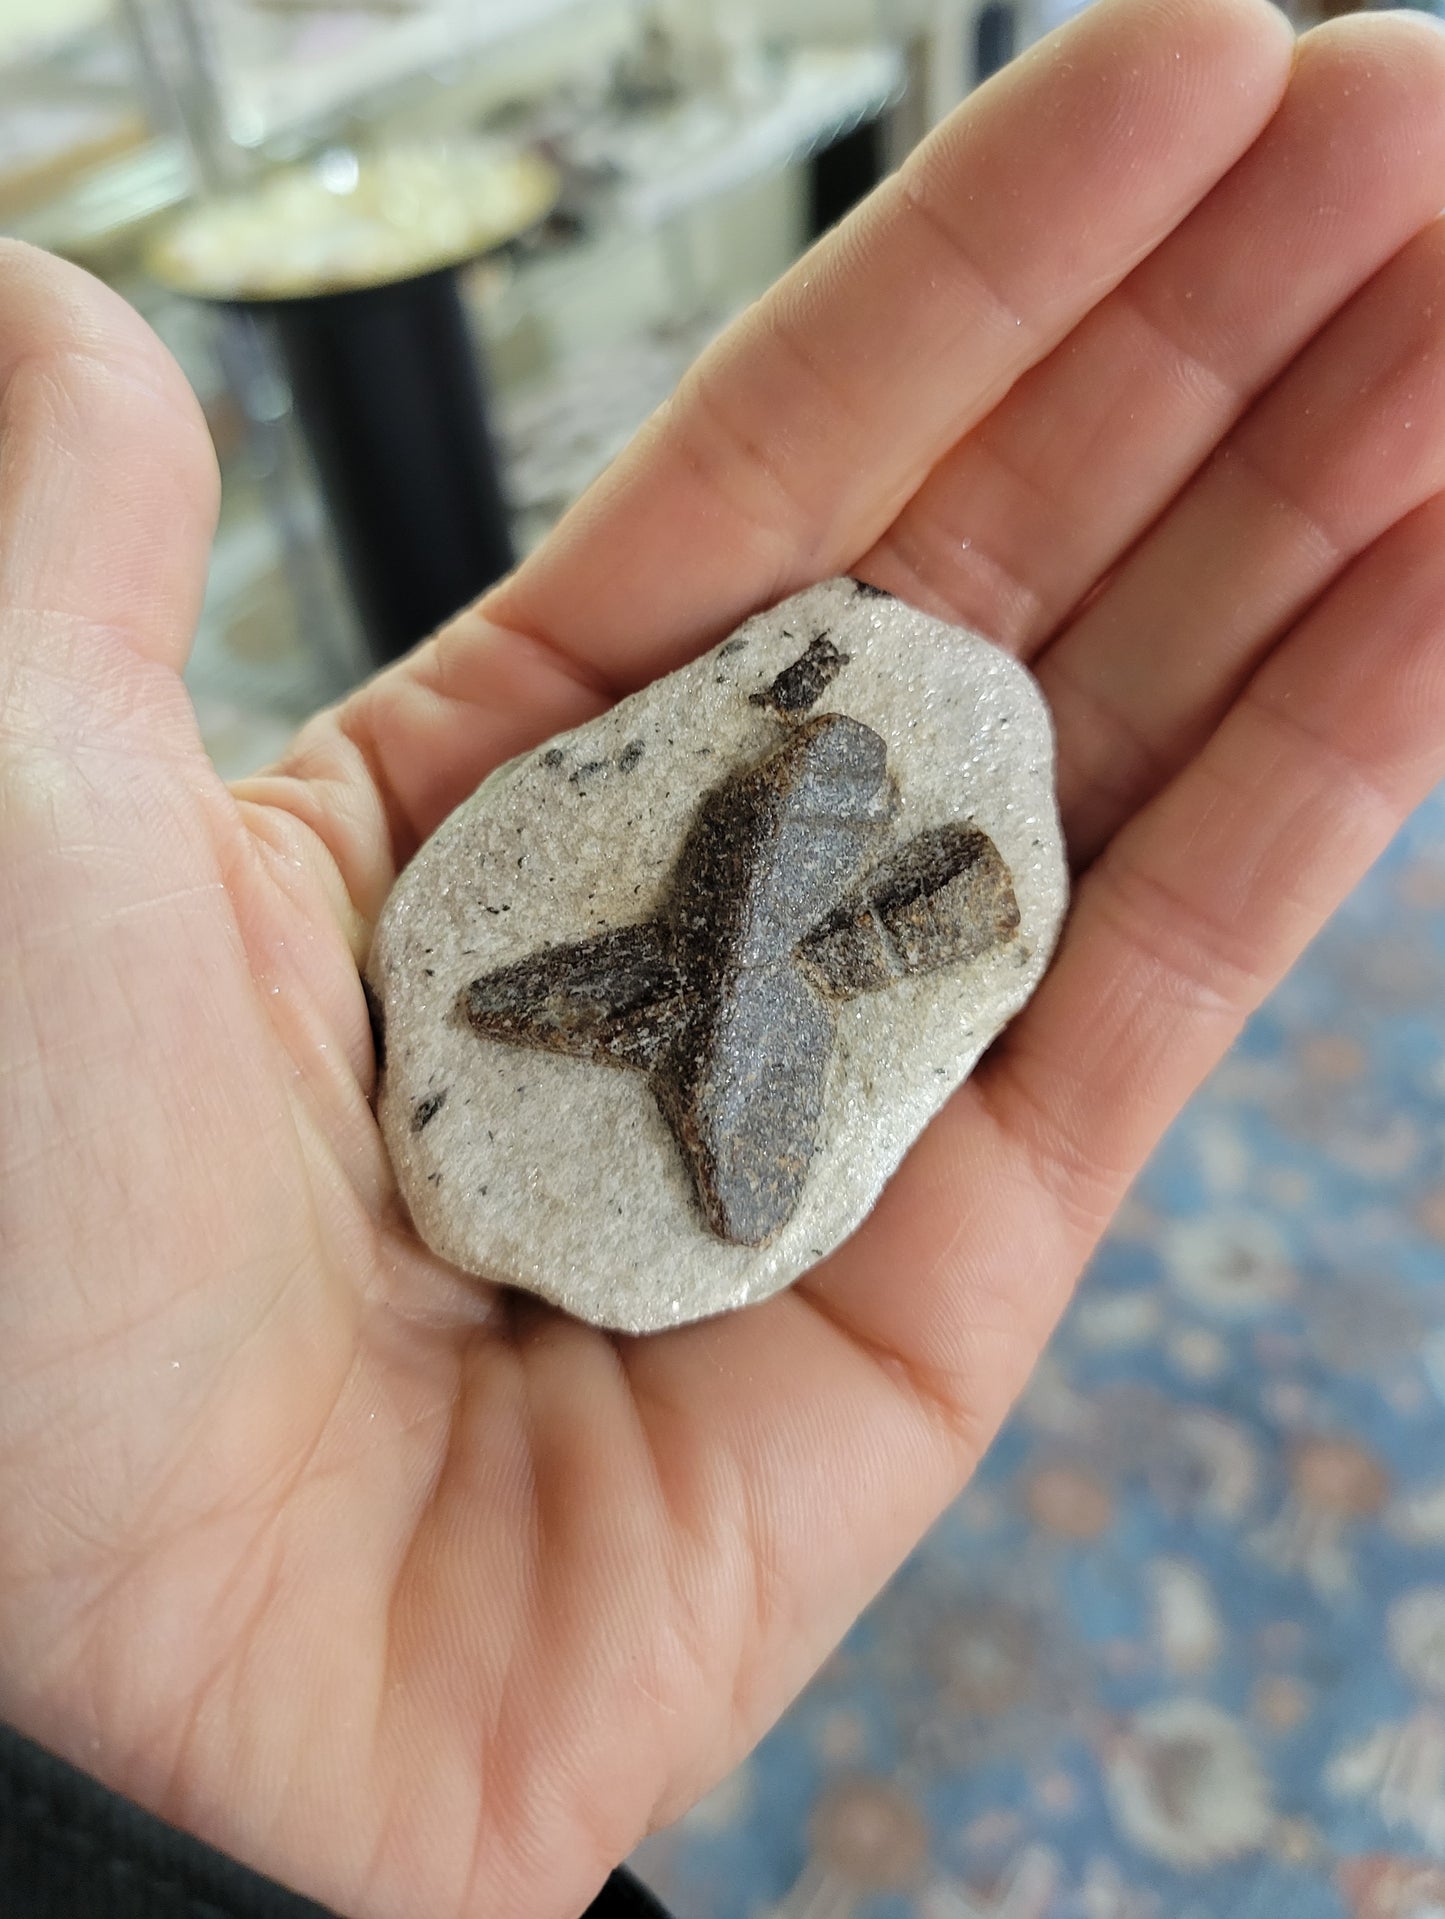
580;1867;671;1919
0;1721;673;1918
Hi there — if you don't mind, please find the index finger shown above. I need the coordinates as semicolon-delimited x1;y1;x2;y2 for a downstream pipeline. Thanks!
269;0;1294;919
484;0;1294;691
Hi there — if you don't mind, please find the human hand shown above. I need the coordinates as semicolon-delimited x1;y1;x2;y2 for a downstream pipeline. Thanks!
6;3;1445;1914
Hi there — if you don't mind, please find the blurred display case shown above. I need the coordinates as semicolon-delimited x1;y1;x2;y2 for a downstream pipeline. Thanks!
0;0;1071;768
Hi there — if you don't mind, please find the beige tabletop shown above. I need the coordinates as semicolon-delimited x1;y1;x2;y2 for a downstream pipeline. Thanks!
145;137;559;301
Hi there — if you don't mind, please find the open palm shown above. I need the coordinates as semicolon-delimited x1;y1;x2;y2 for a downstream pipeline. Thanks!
6;3;1445;1914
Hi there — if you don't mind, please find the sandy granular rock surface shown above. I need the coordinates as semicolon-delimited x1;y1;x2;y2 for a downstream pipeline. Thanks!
367;577;1067;1332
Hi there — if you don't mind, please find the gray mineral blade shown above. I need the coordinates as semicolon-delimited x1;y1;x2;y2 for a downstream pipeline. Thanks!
798;823;1021;999
461;922;687;1071
652;966;835;1247
668;711;896;973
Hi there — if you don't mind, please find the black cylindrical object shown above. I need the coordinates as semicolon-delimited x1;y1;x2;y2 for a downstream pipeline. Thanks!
976;3;1019;83
807;114;887;240
258;266;515;665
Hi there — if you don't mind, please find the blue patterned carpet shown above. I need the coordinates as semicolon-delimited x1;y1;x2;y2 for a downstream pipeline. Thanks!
632;786;1445;1919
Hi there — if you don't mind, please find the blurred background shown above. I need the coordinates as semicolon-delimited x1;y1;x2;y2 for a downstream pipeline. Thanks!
5;1;1445;1914
6;0;1067;772
2;0;1400;773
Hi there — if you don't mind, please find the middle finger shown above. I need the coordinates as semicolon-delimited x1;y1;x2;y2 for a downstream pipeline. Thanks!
862;14;1445;653
1045;212;1445;862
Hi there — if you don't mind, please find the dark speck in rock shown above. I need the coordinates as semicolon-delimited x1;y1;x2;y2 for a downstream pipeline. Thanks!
720;637;748;656
618;738;645;773
569;759;609;785
541;747;565;769
851;578;892;599
413;1089;447;1133
750;632;850;715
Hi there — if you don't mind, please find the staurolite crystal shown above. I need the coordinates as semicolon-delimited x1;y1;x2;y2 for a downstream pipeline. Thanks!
366;576;1067;1332
460;714;1022;1248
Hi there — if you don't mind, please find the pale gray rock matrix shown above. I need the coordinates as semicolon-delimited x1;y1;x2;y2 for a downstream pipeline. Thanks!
367;576;1068;1332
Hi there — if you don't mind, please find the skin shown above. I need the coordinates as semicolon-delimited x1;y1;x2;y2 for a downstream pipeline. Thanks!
3;0;1445;1912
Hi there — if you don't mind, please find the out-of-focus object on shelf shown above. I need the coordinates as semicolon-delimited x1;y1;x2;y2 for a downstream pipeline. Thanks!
498;311;729;548
0;6;151;234
0;0;111;55
1290;0;1443;17
147;138;560;665
4;0;623;265
3;136;191;268
148;137;558;297
119;0;614;181
222;0;605;160
0;99;150;221
491;35;904;329
909;0;1094;134
589;43;904;232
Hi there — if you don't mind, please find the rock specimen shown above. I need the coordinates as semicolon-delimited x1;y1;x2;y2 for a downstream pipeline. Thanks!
461;715;1021;1248
367;576;1067;1332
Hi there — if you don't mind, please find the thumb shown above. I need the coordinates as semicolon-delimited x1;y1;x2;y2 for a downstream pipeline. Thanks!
0;246;316;1571
0;241;218;681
